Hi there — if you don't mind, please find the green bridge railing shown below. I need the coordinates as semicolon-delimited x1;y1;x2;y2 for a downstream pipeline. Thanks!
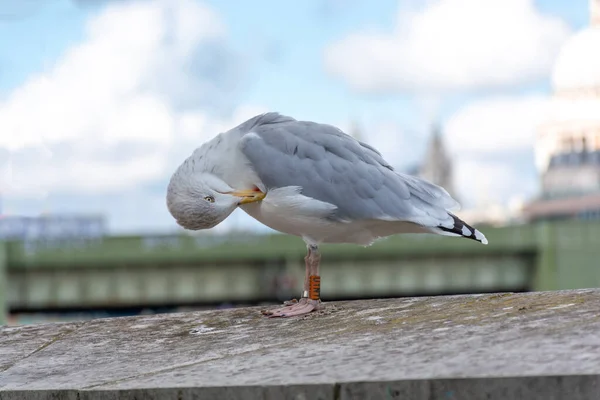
1;220;599;324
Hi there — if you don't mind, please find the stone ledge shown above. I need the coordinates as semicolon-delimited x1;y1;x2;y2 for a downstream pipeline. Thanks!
1;289;600;400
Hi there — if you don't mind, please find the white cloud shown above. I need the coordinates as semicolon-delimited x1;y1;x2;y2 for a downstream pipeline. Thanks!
443;96;548;207
324;0;570;93
0;0;255;199
453;157;538;209
445;95;549;154
352;120;422;170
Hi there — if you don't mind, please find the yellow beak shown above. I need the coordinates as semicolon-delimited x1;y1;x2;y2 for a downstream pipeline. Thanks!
229;189;266;204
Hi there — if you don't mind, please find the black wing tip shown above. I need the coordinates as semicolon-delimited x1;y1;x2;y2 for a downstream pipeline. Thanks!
438;213;489;245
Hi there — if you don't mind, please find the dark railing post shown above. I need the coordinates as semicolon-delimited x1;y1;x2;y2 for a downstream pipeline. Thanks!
534;221;557;291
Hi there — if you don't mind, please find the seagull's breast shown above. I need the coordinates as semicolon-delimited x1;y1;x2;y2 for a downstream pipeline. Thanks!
239;186;342;242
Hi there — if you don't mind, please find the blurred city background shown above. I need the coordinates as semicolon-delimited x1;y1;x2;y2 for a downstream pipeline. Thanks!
1;0;599;325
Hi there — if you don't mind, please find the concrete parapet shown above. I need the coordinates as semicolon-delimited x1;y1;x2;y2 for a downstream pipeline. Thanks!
1;289;600;399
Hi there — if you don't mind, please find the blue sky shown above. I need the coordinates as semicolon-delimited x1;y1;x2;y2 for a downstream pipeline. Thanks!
2;0;588;119
0;0;593;234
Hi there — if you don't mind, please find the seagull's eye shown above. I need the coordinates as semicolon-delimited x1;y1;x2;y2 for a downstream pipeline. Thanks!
204;195;215;203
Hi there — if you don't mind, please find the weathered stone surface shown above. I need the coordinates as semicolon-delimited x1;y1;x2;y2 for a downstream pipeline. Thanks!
0;321;83;373
1;289;600;399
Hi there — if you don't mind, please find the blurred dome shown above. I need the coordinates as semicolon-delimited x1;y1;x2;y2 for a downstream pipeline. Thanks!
552;26;600;92
547;96;600;123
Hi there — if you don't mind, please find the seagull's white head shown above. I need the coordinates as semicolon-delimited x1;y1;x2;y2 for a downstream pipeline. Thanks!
166;169;264;230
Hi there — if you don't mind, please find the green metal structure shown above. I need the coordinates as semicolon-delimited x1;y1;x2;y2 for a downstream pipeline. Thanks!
1;220;600;324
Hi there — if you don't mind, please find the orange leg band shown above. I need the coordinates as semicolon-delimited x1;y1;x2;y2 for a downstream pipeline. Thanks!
309;275;321;300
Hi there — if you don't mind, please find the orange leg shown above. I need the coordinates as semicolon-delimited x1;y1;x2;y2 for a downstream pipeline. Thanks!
261;244;323;318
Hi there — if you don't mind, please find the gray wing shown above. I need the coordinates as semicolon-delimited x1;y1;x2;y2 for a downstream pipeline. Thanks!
238;113;459;227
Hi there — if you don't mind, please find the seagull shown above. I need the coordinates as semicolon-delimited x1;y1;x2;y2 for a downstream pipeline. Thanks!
166;113;488;317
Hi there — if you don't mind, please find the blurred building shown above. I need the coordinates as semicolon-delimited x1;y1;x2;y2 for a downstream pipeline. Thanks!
0;213;106;242
348;119;364;142
417;123;457;200
524;0;600;222
350;118;457;199
405;122;457;200
404;122;517;226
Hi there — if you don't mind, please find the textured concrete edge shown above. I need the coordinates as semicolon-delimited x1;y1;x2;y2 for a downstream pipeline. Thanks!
2;375;600;400
0;322;85;374
0;244;6;326
341;375;600;400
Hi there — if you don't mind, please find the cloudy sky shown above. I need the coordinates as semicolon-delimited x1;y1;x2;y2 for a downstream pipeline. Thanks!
0;0;590;234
